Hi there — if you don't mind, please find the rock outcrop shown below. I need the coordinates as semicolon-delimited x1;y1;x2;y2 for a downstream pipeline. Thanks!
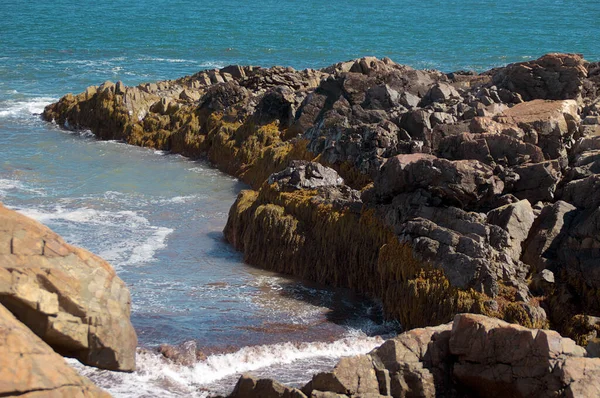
0;204;137;371
231;313;600;398
43;53;600;342
0;303;110;397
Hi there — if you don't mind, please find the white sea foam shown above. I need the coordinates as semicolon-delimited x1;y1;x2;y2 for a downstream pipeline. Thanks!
70;333;385;397
122;226;173;266
16;205;172;268
0;178;46;198
137;56;195;64
0;97;56;118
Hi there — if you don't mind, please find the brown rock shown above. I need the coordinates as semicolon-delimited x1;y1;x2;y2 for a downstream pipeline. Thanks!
497;99;580;159
305;355;379;396
0;204;136;371
0;303;110;398
230;374;307;398
492;53;588;101
449;313;588;398
512;160;562;202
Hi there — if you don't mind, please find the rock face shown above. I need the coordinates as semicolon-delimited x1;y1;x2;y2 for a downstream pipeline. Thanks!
43;53;600;342
0;204;137;371
0;303;110;397
231;314;600;398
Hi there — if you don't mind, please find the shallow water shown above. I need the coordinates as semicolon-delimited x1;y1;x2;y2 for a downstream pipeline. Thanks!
1;0;599;395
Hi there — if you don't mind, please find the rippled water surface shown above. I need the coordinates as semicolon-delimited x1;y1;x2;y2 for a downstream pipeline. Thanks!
1;0;599;396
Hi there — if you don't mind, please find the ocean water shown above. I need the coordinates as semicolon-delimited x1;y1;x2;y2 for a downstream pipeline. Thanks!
1;0;599;396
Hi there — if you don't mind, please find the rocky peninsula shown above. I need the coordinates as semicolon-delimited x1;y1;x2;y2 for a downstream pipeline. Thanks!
41;53;600;396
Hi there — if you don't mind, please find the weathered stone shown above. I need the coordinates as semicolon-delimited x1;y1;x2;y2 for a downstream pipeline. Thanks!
268;161;344;191
492;53;588;101
375;154;503;207
497;99;580;159
230;374;307;398
487;200;536;262
512;160;562;203
522;201;577;273
560;174;600;209
0;303;110;397
450;313;588;398
0;204;136;371
305;355;379;396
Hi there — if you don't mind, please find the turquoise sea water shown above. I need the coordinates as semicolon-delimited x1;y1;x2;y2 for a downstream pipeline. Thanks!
1;1;599;396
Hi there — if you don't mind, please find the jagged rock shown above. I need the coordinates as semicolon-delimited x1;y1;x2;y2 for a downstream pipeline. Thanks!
420;82;461;105
450;313;591;398
0;204;136;371
230;374;307;398
255;86;297;127
438;132;544;166
233;314;600;398
492;53;588;101
375;154;503;207
179;88;201;102
558;207;600;306
522;200;577;273
560;174;600;209
370;323;453;397
487;200;536;262
200;81;249;111
268;161;344;191
0;303;110;397
511;160;562;202
304;355;380;396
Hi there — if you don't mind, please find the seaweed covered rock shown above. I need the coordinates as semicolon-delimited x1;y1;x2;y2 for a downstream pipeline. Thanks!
0;204;136;371
44;53;600;342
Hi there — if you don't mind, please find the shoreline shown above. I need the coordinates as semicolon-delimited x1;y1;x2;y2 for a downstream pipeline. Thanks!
42;53;600;345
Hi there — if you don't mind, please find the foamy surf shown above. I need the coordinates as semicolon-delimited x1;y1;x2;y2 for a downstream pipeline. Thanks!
15;205;173;269
0;178;46;198
70;332;385;398
0;97;56;118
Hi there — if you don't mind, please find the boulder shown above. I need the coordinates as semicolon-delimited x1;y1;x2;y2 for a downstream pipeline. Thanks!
511;160;562;203
268;161;344;191
560;174;600;209
449;313;589;398
497;99;580;159
375;154;503;207
0;204;136;371
0;303;110;397
420;82;461;105
230;374;307;398
487;200;536;262
304;355;380;396
492;53;588;101
522;201;577;273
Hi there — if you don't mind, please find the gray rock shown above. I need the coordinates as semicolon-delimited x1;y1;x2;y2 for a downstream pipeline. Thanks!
268;161;344;191
487;200;536;262
522;201;577;273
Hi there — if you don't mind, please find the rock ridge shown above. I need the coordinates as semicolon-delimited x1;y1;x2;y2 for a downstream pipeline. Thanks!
43;53;600;343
